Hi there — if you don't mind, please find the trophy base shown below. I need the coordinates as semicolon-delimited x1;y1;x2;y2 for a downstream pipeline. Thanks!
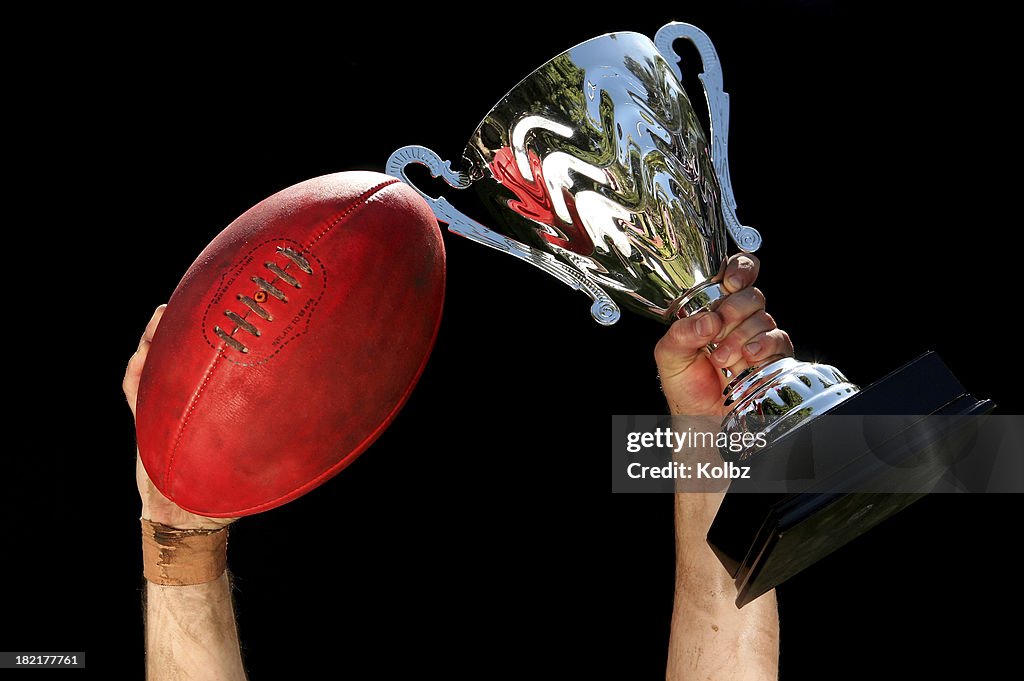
707;351;994;607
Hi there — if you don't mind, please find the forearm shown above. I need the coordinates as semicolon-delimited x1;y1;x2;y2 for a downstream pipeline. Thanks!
145;573;247;681
667;491;779;681
128;310;245;680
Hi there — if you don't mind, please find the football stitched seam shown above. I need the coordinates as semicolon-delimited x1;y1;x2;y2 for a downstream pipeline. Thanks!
164;352;226;494
303;178;402;252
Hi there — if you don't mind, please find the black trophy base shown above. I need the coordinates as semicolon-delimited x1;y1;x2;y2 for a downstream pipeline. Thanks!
708;351;994;608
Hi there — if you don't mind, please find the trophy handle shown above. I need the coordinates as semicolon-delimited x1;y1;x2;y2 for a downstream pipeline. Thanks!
654;22;762;253
385;145;621;325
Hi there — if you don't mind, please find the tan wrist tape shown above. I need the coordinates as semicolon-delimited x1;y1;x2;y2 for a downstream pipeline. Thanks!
141;519;229;586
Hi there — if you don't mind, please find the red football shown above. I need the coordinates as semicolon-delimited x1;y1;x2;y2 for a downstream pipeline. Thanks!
136;172;445;517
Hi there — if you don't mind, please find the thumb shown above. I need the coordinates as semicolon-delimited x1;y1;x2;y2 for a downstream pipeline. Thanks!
654;311;722;379
124;305;167;418
655;311;727;416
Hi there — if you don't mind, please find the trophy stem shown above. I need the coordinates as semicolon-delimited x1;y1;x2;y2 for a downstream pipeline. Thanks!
720;357;860;461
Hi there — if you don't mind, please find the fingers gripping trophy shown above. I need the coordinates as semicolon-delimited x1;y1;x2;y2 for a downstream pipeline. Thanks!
386;23;990;605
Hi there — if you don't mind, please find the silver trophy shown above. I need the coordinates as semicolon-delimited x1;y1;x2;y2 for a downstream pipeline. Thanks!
389;22;993;606
386;23;857;453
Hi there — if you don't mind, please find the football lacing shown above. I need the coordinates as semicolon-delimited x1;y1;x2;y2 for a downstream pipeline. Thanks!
278;247;313;273
238;295;272;321
251;276;287;302
213;247;314;354
264;263;300;289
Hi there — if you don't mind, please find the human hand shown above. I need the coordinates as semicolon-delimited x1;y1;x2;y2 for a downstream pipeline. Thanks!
654;255;794;417
124;305;235;531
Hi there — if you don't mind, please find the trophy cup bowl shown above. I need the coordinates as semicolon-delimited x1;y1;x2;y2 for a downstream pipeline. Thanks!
386;22;992;605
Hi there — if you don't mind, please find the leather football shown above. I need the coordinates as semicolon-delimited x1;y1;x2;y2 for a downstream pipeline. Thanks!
136;172;445;517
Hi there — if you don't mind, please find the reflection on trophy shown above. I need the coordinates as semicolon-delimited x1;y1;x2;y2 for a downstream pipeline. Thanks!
386;22;991;606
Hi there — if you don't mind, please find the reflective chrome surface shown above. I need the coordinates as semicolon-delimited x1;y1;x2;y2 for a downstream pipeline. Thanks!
463;30;731;323
386;22;860;434
387;144;621;325
654;23;761;252
389;28;747;323
721;358;859;461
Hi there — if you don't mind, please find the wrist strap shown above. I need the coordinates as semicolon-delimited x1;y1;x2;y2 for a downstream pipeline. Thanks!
141;519;228;586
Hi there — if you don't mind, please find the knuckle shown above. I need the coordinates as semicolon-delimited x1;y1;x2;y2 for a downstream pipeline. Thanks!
772;329;793;353
669;318;694;343
743;332;765;352
718;297;743;321
126;350;147;374
741;287;761;306
712;345;733;365
654;336;670;362
655;322;687;358
722;288;763;318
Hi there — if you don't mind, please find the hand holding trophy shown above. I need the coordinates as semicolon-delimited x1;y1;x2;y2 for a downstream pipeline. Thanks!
387;22;991;605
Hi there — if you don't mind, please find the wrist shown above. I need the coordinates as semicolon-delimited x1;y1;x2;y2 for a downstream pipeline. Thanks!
141;519;229;586
141;507;228;531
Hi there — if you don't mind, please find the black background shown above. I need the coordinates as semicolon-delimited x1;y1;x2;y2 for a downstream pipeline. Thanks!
9;2;1021;678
